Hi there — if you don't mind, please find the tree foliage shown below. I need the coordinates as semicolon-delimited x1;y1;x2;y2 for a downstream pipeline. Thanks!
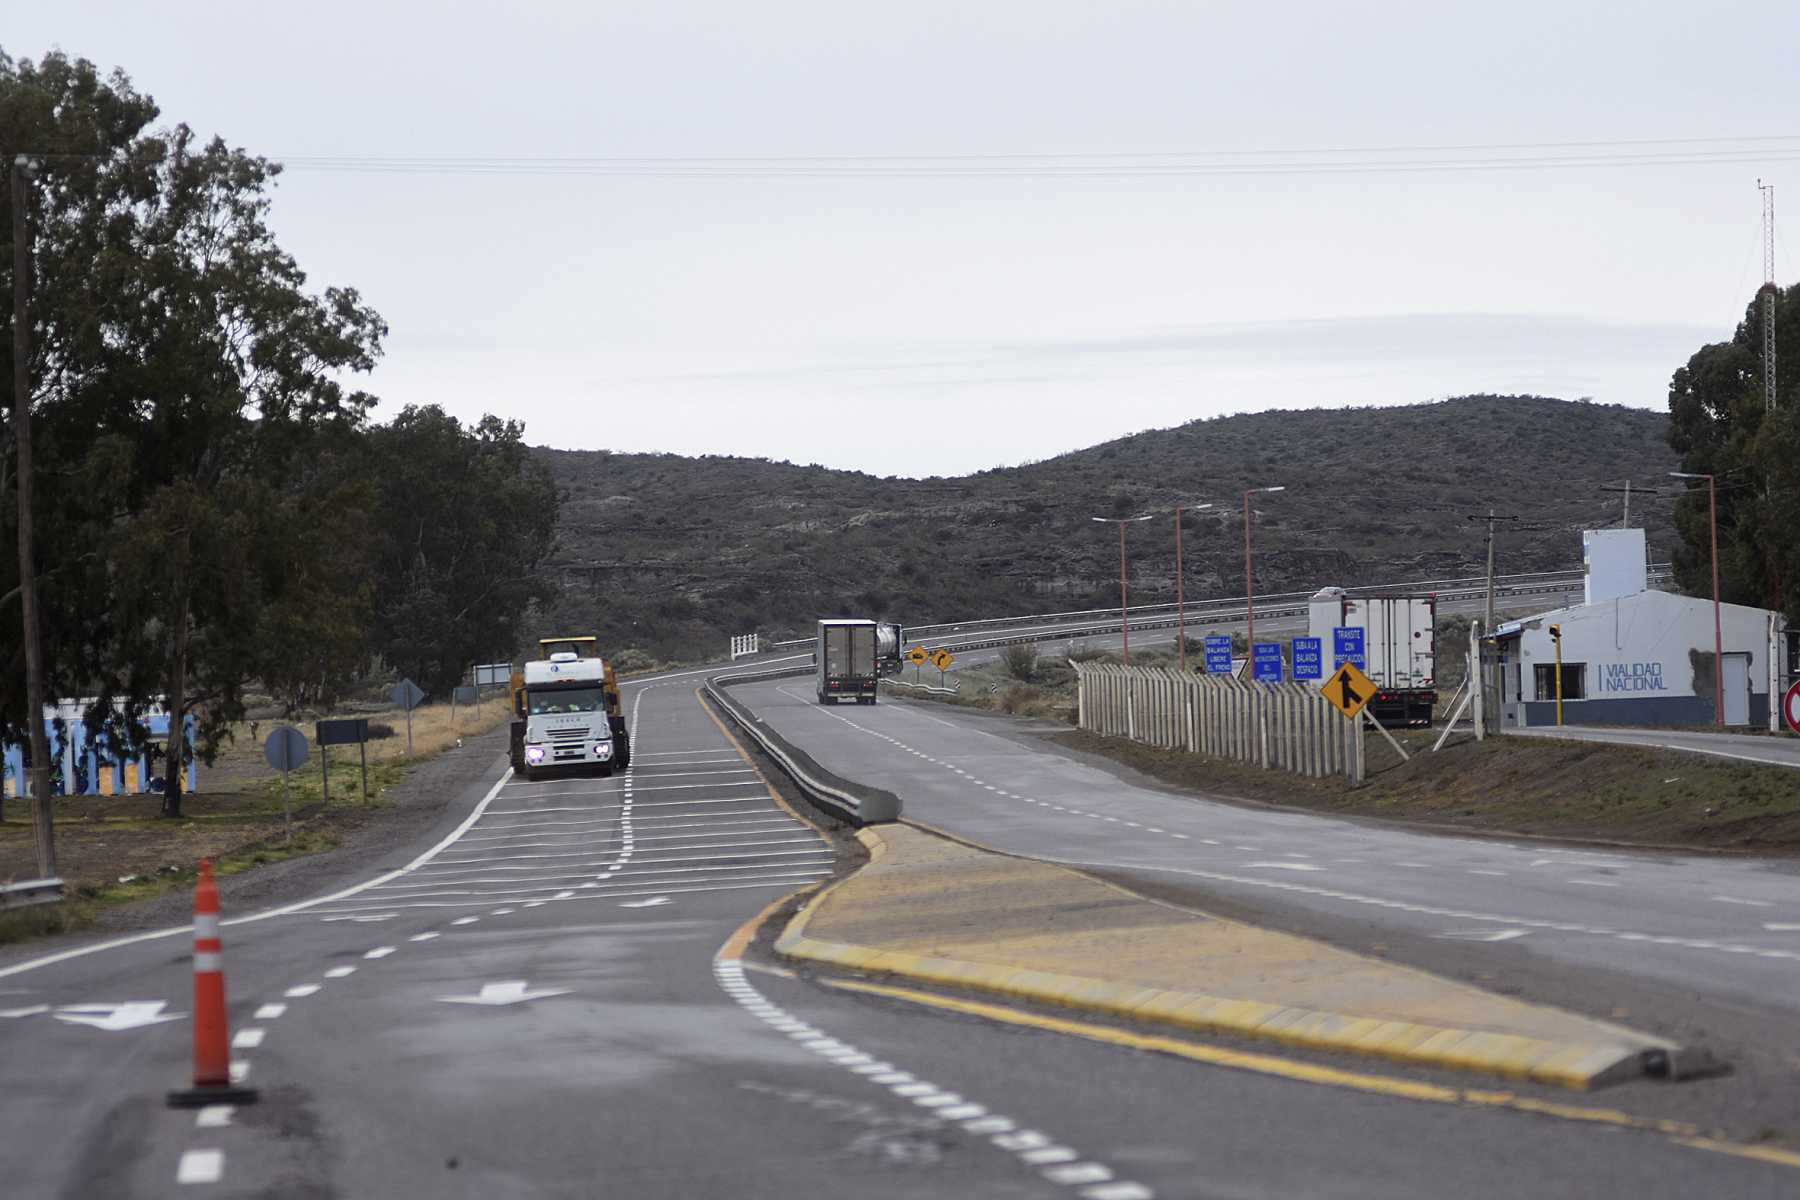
1665;283;1800;620
3;52;556;814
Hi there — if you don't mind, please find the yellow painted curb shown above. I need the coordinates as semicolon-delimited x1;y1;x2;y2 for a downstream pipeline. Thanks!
773;916;1647;1090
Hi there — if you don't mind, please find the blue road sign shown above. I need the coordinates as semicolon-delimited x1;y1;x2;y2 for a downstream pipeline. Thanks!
1291;636;1324;680
1252;642;1284;682
1203;635;1234;674
1333;626;1366;670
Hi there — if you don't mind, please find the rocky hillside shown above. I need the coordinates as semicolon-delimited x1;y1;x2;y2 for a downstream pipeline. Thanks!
528;396;1678;665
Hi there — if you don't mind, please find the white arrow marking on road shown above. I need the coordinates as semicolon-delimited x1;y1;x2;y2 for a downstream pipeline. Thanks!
1434;929;1530;942
53;1001;184;1031
0;1004;51;1018
437;981;572;1006
620;896;672;908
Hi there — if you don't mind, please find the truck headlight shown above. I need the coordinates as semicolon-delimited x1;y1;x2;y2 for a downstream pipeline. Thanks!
525;744;546;764
593;741;613;760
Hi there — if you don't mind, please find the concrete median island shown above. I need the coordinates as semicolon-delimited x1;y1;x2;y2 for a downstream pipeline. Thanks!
776;822;1682;1090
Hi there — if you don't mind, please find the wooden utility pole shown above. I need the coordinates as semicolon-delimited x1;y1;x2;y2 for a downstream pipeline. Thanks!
11;155;56;876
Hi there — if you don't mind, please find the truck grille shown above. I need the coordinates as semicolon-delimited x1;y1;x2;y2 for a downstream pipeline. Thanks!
549;728;590;761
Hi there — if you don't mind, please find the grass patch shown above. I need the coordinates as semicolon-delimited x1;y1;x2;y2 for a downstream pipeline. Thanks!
1051;726;1800;851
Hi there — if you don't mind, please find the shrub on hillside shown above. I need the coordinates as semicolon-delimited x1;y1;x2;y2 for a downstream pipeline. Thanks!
1001;643;1040;682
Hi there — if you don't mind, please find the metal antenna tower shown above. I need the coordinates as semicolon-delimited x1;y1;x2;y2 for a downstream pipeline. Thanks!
1761;180;1777;409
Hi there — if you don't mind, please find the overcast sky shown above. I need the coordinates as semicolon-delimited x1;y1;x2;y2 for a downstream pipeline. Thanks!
13;3;1799;475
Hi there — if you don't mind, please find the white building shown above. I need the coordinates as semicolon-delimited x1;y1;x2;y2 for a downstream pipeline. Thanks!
1492;531;1787;728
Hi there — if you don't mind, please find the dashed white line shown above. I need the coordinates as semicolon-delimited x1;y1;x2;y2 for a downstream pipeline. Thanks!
176;1149;223;1184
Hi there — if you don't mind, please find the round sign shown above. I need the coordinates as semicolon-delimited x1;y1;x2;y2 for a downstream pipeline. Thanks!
1785;679;1800;736
264;725;309;772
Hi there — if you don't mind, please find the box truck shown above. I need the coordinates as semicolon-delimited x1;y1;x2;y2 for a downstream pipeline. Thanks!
817;619;879;704
1307;588;1437;727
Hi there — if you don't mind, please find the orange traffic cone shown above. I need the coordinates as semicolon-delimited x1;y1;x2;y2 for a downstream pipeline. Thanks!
168;859;259;1107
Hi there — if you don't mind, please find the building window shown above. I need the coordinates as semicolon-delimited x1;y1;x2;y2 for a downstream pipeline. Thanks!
1534;663;1586;700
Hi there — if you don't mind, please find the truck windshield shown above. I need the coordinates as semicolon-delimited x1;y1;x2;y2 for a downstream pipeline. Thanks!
528;688;603;715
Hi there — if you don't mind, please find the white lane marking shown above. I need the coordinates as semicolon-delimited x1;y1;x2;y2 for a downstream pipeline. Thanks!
176;1148;223;1184
610;768;755;779
1435;929;1530;942
418;835;821;870
324;966;356;978
194;1105;234;1128
620;896;672;908
451;916;479;926
229;1060;249;1083
364;946;396;959
1568;879;1619;888
1711;896;1774;908
1468;870;1508;877
52;1001;183;1031
231;1028;265;1049
712;957;1150;1198
0;1004;51;1018
410;932;440;943
284;984;321;998
1244;862;1325;873
380;852;835;895
253;1003;287;1020
437;980;572;1006
0;765;518;981
1762;923;1800;932
483;793;768;816
308;872;834;917
318;913;398;923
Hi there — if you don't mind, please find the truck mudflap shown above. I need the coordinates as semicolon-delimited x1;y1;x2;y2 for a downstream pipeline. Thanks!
1368;690;1437;729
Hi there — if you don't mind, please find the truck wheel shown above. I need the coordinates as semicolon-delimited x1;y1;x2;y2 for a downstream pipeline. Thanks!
614;731;631;770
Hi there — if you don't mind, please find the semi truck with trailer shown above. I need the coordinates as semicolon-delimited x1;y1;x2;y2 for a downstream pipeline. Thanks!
1307;588;1437;727
509;636;631;776
874;621;905;678
817;619;879;704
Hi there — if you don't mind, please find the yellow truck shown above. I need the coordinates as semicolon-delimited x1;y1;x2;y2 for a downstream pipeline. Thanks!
509;637;631;776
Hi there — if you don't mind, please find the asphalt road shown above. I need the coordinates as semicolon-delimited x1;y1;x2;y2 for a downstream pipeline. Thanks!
735;681;1800;1083
3;662;1796;1196
1515;724;1800;768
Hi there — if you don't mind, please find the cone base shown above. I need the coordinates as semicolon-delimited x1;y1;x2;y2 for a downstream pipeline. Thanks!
167;1084;260;1109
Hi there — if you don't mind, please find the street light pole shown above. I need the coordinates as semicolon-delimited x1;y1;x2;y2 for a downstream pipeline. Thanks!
1242;487;1285;655
1670;471;1724;726
1173;502;1214;672
1091;515;1154;666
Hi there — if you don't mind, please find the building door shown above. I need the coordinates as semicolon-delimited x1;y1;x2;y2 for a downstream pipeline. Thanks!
1722;653;1751;726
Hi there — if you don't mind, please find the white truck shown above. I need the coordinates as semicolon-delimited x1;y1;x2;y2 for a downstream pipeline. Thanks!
516;652;621;778
1307;588;1437;727
817;619;879;704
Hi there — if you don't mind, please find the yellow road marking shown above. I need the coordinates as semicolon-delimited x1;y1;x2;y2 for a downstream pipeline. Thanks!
820;977;1797;1172
716;889;808;964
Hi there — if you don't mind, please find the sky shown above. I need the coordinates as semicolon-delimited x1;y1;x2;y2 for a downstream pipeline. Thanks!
10;2;1799;475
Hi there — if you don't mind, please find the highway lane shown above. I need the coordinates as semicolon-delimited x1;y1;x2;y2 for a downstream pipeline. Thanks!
1516;724;1800;769
3;668;1795;1195
735;679;1800;1047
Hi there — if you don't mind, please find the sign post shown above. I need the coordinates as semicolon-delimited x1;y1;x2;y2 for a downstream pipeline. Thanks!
1323;660;1409;764
317;719;372;805
1291;637;1324;682
390;679;426;755
1203;635;1233;675
931;648;955;686
263;726;309;844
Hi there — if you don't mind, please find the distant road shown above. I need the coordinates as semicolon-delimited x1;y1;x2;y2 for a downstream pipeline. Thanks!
1516;725;1800;769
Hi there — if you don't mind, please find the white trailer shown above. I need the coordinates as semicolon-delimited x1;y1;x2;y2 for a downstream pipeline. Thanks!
1308;588;1438;727
817;619;879;705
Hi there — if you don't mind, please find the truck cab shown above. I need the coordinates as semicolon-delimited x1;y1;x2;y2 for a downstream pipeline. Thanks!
515;653;618;779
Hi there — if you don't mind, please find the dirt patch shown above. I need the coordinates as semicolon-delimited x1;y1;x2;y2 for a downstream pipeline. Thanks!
1048;727;1800;852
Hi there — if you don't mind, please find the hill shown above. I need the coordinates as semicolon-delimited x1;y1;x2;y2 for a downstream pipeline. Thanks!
528;396;1679;665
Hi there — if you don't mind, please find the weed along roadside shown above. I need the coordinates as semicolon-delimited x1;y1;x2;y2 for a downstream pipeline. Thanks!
0;693;515;948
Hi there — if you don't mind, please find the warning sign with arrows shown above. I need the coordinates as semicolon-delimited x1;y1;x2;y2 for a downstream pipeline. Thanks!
931;649;955;671
1323;661;1377;720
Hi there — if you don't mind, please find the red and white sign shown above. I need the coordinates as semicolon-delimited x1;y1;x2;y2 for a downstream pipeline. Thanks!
1785;679;1800;736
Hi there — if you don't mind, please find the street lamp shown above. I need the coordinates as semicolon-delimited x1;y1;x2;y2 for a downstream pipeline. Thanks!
1090;514;1155;665
1174;503;1215;671
1669;471;1724;726
1243;486;1286;654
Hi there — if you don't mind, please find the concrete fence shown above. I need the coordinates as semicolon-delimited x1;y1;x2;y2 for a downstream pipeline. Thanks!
1071;662;1365;783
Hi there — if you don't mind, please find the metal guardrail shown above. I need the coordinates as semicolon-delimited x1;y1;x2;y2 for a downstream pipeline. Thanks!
1;877;65;909
703;667;901;825
761;564;1672;657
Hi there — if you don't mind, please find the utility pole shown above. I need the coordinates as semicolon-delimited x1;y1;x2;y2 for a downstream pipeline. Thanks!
1761;180;1778;411
1467;510;1520;633
10;155;56;877
1599;482;1659;530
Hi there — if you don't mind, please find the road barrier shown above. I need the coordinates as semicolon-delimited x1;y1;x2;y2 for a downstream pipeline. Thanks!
0;877;64;909
704;668;901;825
1072;662;1365;784
168;859;259;1107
